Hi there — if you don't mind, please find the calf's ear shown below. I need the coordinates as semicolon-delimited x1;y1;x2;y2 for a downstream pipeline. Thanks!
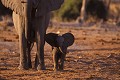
45;33;58;47
62;33;74;47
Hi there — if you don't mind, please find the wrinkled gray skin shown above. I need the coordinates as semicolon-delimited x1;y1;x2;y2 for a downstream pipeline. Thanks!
45;33;74;71
1;0;64;70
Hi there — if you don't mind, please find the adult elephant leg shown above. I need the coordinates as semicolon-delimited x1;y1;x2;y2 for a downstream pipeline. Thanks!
13;12;28;70
12;12;19;34
18;16;28;70
34;13;50;70
35;16;46;70
27;42;32;68
36;30;46;70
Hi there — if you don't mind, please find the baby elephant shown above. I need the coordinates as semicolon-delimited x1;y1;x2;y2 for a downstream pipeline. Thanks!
45;33;74;71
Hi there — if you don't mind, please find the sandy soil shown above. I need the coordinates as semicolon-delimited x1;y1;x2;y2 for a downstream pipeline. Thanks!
0;24;120;80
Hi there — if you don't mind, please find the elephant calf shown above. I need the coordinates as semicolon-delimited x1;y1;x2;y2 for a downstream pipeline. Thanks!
45;33;74;71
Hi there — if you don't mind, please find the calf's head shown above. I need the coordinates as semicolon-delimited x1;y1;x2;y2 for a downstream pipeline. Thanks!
45;33;74;53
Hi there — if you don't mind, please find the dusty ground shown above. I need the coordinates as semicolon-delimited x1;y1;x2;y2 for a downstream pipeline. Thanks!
0;23;120;80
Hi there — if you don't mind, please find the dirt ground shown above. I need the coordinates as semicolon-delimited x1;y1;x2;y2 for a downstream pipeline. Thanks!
0;23;120;80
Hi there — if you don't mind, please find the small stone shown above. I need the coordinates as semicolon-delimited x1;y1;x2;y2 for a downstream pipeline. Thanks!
95;67;101;71
79;56;82;59
12;52;15;54
74;59;78;62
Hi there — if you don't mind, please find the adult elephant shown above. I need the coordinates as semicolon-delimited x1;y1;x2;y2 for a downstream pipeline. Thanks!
1;0;64;70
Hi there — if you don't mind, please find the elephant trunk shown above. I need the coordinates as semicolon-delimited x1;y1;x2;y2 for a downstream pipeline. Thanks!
24;0;33;40
57;36;66;54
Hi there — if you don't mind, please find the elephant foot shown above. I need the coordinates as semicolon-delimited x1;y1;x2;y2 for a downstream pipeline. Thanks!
59;65;64;70
53;66;59;71
53;68;58;71
59;68;63;71
37;64;46;70
28;65;32;69
28;63;32;68
18;65;29;70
